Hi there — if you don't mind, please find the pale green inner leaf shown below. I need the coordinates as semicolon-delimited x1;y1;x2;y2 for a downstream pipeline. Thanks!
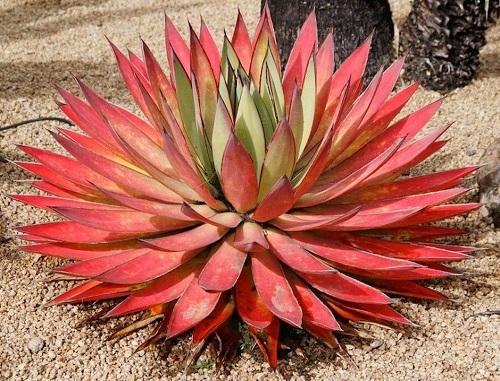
288;87;305;161
258;120;296;201
259;48;285;129
263;49;285;119
174;57;212;175
191;74;215;180
298;55;317;159
251;83;275;144
234;84;266;179
218;73;232;120
212;98;233;181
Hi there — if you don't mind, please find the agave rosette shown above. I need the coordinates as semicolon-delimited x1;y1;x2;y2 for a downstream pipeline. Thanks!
14;7;478;367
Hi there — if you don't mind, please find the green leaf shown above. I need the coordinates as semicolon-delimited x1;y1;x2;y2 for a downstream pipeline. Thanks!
259;49;285;129
234;84;266;178
264;49;285;119
173;55;212;173
251;84;275;144
212;97;233;180
190;29;218;146
258;119;296;201
221;36;240;81
218;73;232;119
288;85;304;161
298;55;316;159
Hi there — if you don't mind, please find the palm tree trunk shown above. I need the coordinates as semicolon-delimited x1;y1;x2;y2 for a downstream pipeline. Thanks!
400;0;499;94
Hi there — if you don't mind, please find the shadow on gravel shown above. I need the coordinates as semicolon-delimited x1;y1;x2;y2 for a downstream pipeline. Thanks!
0;0;203;44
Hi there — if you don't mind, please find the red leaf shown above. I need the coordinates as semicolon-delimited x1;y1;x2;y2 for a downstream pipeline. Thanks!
329;67;384;164
235;265;273;329
49;280;134;305
220;133;259;213
190;25;218;134
167;275;221;338
290;231;420;271
16;161;95;197
250;250;302;327
95;187;193;219
339;82;420;162
53;206;194;233
361;127;449;187
142;41;180;124
252;177;294;222
313;188;469;231
328;33;372;106
76;78;163;152
297;138;403;207
29;180;90;200
165;15;190;77
55;248;150;278
231;11;253;72
193;293;235;343
299;270;391;304
106;257;203;317
233;221;269;252
315;32;334;93
108;41;155;123
128;50;147;77
359;56;406;126
181;203;242;228
250;4;280;83
326;298;413;326
52;133;184;204
18;221;144;243
96;248;202;284
269;212;351;232
366;279;447;301
248;317;280;369
10;194;110;213
368;226;466;241
282;11;317;107
336;166;478;204
48;279;101;305
162;131;226;211
287;271;341;330
144;223;229;251
57;87;125;154
266;228;333;273
341;234;470;262
199;17;221;80
198;234;247;291
18;145;128;200
57;127;123;164
385;203;480;228
272;205;360;232
21;241;139;261
326;99;443;178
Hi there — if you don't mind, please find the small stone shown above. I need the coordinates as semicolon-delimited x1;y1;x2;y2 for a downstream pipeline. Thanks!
466;147;476;156
370;340;383;349
27;337;45;353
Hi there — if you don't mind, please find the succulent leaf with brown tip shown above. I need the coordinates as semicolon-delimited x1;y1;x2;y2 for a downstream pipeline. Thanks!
14;6;478;368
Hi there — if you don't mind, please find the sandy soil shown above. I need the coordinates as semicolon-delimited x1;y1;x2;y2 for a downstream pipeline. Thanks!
0;1;499;380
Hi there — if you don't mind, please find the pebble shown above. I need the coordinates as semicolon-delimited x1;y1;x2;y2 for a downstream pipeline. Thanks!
369;340;383;349
466;147;476;156
27;337;45;353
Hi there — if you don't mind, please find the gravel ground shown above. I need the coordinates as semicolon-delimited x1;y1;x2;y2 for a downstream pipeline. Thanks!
1;1;499;380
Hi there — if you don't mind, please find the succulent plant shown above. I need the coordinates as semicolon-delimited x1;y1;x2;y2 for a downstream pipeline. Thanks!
13;6;478;368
